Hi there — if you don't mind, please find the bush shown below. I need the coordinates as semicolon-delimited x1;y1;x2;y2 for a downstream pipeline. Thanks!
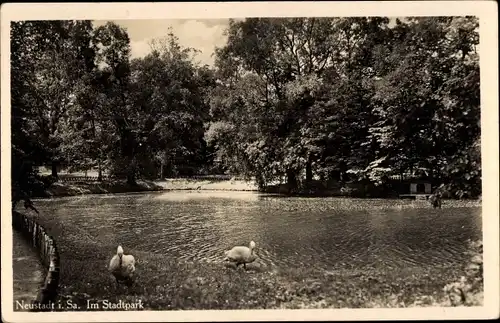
442;240;483;306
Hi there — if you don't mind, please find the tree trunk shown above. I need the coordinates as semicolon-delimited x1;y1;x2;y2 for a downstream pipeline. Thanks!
305;158;313;183
51;162;58;178
97;159;103;181
339;161;347;184
127;158;137;186
255;174;266;190
127;171;136;186
286;169;298;192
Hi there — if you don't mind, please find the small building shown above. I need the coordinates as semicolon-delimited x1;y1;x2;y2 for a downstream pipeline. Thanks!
398;179;433;199
410;181;432;194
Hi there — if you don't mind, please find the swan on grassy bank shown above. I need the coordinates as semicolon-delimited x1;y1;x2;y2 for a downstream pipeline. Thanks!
109;245;136;286
224;240;257;269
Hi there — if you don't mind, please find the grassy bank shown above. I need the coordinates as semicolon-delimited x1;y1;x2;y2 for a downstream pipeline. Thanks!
157;178;258;191
35;180;164;198
21;211;482;311
31;177;256;199
31;177;481;201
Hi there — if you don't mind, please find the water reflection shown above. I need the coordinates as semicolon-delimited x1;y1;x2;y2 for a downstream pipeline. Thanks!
31;191;481;271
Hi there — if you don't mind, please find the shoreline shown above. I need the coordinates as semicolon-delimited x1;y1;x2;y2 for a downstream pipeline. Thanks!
32;180;164;199
12;209;483;311
26;177;481;202
12;180;482;310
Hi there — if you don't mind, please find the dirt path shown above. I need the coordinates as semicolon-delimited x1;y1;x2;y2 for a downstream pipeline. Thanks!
12;230;45;311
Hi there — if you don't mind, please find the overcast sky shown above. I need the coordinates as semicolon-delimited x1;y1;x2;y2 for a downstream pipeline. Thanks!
93;19;231;66
92;18;406;67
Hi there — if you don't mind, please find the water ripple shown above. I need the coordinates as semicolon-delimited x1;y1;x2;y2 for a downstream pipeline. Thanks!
31;192;481;271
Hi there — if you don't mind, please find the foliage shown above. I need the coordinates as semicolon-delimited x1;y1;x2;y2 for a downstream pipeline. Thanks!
11;21;96;200
208;17;480;197
368;17;480;196
11;17;481;199
128;33;216;178
411;239;483;307
442;240;483;306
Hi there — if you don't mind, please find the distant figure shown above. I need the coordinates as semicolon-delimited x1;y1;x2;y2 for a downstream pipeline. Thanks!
109;245;136;287
429;192;443;209
12;189;39;214
224;241;257;270
23;198;40;214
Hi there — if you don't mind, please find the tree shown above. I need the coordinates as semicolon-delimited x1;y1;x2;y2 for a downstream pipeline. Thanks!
367;17;480;196
91;22;136;184
56;21;104;178
117;32;216;179
209;18;391;190
11;21;99;182
11;21;95;205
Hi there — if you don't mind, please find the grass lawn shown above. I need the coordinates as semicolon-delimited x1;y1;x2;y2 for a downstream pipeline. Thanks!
21;210;483;311
37;178;256;199
157;178;258;191
41;180;164;198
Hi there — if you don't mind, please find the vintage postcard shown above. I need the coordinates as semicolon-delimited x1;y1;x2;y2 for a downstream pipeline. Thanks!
1;1;499;322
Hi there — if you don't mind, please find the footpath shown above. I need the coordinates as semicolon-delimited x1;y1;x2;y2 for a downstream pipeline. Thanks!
12;229;45;311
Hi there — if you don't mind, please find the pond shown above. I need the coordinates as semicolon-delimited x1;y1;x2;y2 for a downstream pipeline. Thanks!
32;191;481;272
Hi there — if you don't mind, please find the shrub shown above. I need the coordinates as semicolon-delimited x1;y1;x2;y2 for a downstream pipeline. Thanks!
442;240;483;306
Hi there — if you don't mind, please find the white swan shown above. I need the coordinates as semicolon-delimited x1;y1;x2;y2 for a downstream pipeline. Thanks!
224;241;257;269
109;245;136;286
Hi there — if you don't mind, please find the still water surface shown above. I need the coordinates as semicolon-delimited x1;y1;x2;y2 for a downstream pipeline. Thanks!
33;191;481;271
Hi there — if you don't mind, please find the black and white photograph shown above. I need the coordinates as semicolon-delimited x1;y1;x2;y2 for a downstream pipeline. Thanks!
1;1;498;322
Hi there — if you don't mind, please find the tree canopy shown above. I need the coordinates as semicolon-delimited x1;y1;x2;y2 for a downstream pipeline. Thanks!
11;17;481;200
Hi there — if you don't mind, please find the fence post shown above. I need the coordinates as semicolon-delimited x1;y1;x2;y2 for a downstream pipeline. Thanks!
12;211;61;310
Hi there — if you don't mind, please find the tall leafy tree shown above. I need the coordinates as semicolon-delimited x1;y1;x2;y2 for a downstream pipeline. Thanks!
127;32;216;179
91;22;136;184
367;17;480;196
209;17;480;197
209;17;391;189
11;17;480;200
11;20;97;203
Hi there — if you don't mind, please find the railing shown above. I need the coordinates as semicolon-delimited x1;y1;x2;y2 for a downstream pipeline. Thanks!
56;174;246;182
57;175;115;182
388;174;429;181
12;211;60;311
169;174;244;181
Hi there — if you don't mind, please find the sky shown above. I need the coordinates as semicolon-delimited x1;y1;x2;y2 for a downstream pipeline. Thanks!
92;18;401;67
93;19;231;66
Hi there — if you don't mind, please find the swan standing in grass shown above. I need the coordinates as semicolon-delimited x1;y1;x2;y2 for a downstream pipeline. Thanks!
109;245;136;286
224;241;257;269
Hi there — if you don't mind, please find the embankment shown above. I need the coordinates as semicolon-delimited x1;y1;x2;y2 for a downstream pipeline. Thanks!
12;211;61;311
157;178;258;191
30;177;480;202
35;180;164;198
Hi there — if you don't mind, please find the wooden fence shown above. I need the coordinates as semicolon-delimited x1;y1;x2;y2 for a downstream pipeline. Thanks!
172;174;244;181
12;211;60;311
56;174;244;183
57;174;115;182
